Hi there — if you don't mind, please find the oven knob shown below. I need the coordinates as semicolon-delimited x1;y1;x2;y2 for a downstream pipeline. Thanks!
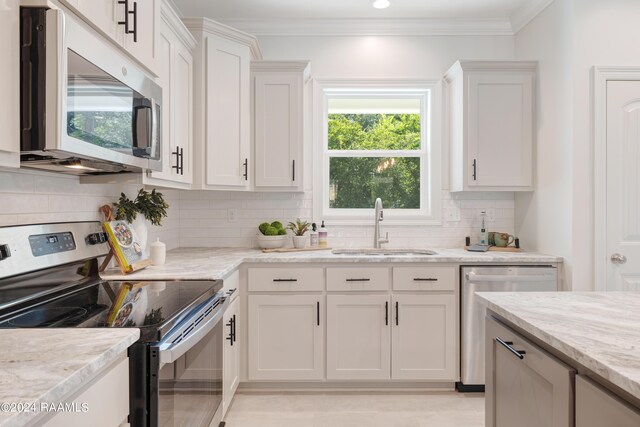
86;232;108;245
0;244;10;261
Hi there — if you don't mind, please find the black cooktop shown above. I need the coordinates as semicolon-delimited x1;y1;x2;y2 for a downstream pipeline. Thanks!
0;261;222;342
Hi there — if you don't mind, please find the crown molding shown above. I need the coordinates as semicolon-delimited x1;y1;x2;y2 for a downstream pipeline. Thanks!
216;18;514;37
510;0;555;34
183;18;263;59
251;60;312;81
161;0;197;49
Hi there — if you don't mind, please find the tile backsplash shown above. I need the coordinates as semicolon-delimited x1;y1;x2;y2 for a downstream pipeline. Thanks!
0;169;180;250
0;168;515;250
177;190;515;249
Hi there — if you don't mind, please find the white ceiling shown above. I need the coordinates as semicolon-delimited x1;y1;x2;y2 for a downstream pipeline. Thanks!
173;0;530;20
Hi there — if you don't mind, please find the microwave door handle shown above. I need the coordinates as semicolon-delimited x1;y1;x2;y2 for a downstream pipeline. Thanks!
149;98;158;160
157;304;224;365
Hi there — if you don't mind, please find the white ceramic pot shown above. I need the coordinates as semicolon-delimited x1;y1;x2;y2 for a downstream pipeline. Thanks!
256;234;287;249
292;235;308;249
132;216;151;252
150;238;166;265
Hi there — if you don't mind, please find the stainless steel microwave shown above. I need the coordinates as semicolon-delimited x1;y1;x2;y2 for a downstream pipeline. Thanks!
20;7;162;175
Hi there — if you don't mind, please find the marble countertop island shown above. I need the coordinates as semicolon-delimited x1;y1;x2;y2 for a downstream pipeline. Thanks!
477;292;640;402
0;329;139;427
100;247;562;281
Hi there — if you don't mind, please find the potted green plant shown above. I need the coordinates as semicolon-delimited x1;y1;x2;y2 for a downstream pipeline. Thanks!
287;218;310;249
256;221;288;249
113;189;169;250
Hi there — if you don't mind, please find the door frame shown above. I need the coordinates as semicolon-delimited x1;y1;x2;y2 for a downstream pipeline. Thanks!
592;66;640;290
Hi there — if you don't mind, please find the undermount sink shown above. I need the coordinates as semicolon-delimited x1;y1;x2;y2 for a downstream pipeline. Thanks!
332;248;437;256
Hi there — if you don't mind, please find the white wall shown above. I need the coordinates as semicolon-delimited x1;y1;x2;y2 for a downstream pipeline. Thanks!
514;0;574;289
176;34;518;248
0;168;180;250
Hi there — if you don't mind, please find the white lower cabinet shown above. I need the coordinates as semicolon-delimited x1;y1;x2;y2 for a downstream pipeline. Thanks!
326;295;391;380
223;297;240;417
391;294;456;380
576;375;640;427
248;295;324;380
486;317;574;427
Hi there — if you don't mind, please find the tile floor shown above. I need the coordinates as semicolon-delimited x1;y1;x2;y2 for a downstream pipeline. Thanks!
224;391;485;427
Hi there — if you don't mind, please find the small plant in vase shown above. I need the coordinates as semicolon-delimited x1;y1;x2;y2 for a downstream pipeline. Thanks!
113;189;169;250
287;218;310;249
256;221;287;249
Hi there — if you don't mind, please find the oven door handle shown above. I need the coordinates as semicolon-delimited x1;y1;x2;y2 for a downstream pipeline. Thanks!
158;303;225;365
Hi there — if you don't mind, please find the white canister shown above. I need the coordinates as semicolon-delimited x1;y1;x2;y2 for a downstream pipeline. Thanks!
150;238;166;266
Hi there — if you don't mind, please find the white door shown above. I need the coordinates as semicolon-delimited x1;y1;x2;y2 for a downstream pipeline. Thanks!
254;73;301;188
606;81;640;290
171;41;194;184
0;1;19;168
75;0;121;43
468;73;533;188
326;295;390;380
122;0;160;75
248;295;323;380
223;298;239;416
391;294;457;380
205;36;251;188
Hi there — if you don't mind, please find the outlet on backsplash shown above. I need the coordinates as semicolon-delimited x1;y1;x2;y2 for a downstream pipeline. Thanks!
228;209;238;223
445;207;461;222
486;208;495;222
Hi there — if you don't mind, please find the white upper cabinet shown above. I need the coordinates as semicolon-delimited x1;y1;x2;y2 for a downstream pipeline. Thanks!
185;19;262;190
252;61;310;191
0;1;19;168
445;61;536;192
62;0;160;76
144;1;195;189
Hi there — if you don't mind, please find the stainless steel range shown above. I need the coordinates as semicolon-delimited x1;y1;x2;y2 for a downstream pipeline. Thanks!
0;222;229;427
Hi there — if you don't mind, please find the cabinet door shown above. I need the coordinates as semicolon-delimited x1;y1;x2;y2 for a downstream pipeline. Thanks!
576;375;640;427
254;73;302;189
248;295;323;380
326;295;390;380
467;73;533;187
0;1;19;168
205;36;251;188
170;40;194;184
122;0;160;75
486;317;574;427
74;0;121;43
391;294;456;380
223;298;240;417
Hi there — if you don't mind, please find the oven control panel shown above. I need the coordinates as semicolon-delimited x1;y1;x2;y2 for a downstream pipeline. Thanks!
28;232;76;257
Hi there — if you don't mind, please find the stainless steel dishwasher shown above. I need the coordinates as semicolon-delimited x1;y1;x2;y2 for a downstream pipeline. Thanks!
458;265;558;391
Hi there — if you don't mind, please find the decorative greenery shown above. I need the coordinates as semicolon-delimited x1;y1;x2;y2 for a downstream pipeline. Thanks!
258;221;287;236
143;308;164;326
328;113;421;209
113;189;169;226
287;218;310;236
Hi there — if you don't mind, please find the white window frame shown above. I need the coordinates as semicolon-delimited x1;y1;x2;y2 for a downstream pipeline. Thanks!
313;79;442;225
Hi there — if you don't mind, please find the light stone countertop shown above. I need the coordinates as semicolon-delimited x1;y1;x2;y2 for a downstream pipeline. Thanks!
0;328;139;427
477;292;640;402
100;247;562;282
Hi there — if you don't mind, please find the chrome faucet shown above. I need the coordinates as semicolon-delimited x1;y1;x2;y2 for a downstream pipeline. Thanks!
373;198;389;249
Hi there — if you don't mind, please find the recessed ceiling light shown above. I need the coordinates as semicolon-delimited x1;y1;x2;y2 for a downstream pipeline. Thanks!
373;0;390;10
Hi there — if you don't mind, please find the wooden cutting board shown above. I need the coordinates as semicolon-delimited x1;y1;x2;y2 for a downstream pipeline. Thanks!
465;246;523;253
262;247;333;253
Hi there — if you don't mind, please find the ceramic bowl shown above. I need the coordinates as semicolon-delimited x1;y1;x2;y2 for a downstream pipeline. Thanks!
256;234;287;249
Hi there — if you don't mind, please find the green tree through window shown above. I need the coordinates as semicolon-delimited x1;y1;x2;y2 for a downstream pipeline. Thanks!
328;113;422;209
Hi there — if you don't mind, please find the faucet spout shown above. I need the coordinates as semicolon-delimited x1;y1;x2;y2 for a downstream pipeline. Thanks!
373;198;389;248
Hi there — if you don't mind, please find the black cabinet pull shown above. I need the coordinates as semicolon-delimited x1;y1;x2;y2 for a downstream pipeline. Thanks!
346;278;370;282
171;146;184;175
395;301;399;326
413;278;438;282
243;158;248;180
495;337;526;360
317;301;320;326
292;160;295;181
472;159;477;181
232;314;237;344
118;0;137;42
226;318;234;346
273;278;297;282
385;301;388;326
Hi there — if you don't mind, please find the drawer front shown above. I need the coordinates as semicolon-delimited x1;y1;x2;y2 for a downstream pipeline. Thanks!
576;375;640;427
248;268;324;292
327;267;389;291
393;267;456;291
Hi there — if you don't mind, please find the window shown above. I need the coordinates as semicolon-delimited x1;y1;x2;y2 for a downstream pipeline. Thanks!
314;81;441;224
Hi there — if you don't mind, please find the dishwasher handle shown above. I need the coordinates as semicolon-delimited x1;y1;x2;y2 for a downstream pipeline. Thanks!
465;272;555;282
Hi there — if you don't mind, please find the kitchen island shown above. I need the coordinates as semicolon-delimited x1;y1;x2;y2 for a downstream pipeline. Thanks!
478;292;640;427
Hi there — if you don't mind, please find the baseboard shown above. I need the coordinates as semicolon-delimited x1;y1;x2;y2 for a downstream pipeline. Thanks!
238;381;457;393
455;382;485;393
